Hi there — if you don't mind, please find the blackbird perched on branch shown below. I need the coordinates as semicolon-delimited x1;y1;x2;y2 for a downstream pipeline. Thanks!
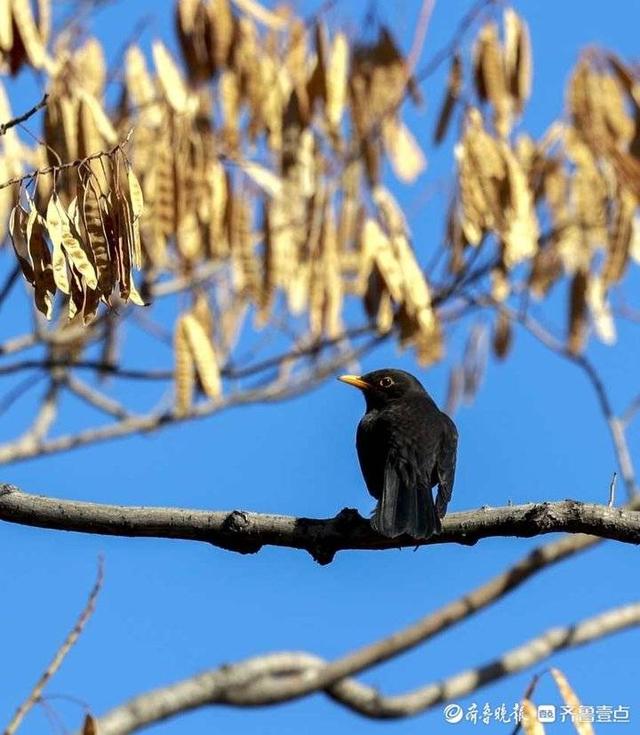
339;369;458;540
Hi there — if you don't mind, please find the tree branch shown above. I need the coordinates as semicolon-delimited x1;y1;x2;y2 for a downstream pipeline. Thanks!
0;342;378;466
0;264;21;313
0;93;48;136
468;295;639;498
0;324;376;382
84;601;640;734
0;129;133;192
0;487;638;563
65;375;131;420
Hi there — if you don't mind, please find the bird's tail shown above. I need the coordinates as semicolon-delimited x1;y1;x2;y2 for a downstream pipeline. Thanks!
372;482;441;540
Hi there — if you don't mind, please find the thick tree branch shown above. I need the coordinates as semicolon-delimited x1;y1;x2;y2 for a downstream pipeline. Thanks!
85;601;640;734
0;487;638;563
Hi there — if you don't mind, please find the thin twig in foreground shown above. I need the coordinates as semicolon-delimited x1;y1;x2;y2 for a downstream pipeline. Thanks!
0;129;133;192
608;473;618;507
0;94;48;136
0;264;21;313
4;558;104;735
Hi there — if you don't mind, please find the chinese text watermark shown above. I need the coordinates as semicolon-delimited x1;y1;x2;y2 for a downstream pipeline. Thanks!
443;702;631;725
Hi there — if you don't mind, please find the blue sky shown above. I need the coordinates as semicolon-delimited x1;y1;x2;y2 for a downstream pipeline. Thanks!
2;1;640;733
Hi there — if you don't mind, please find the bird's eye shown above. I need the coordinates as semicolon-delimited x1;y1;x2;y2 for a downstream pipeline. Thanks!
379;376;394;388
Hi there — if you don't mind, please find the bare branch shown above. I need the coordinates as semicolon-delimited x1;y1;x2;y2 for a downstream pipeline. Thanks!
0;487;639;562
621;393;640;427
0;93;48;136
0;264;21;313
468;296;639;499
0;324;375;382
148;262;223;298
85;601;640;735
5;558;104;735
415;0;495;83
0;334;38;357
608;472;618;507
0;358;173;381
406;0;436;74
12;379;62;456
65;375;131;420
0;343;378;465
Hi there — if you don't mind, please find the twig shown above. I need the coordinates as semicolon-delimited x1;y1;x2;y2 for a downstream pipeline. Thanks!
104;14;154;87
406;0;436;75
0;333;38;357
0;129;133;192
65;375;131;420
0;372;45;417
0;264;21;312
510;672;544;735
4;558;104;735
0;94;48;136
608;472;617;507
13;379;62;455
0;325;375;382
36;700;65;735
415;0;495;83
224;324;376;380
149;261;223;298
0;358;174;381
468;295;640;499
621;393;640;427
0;341;379;465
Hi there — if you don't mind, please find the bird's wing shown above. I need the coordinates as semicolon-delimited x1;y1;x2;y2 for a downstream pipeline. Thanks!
435;413;458;519
356;418;386;500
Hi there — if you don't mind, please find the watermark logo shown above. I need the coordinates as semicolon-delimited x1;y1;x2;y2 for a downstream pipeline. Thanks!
444;704;464;724
537;705;556;723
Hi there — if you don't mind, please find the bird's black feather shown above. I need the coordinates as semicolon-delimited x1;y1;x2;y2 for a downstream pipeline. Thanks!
345;368;458;540
435;413;458;519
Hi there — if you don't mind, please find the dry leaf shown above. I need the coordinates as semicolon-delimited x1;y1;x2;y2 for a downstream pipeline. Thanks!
153;40;189;112
550;668;594;735
568;269;588;355
182;313;222;400
326;31;348;130
521;699;545;735
240;161;282;198
12;0;47;70
82;713;98;735
382;117;427;183
174;316;195;415
492;310;512;358
434;53;462;144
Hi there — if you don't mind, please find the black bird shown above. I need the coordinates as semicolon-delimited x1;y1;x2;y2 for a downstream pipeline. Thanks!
339;368;458;540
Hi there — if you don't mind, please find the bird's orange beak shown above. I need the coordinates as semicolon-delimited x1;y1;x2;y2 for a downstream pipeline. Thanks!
338;374;370;390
